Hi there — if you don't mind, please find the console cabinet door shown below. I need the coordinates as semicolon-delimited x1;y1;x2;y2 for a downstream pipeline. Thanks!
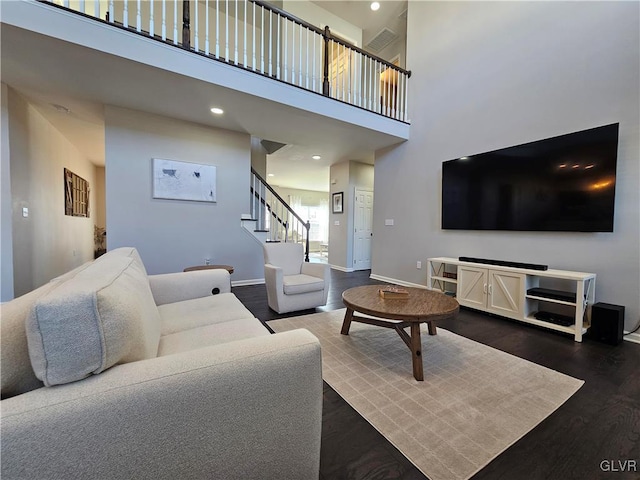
457;266;487;309
487;270;524;319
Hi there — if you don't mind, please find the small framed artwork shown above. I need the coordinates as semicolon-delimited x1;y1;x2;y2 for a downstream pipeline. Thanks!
152;158;216;202
64;168;90;217
332;192;344;214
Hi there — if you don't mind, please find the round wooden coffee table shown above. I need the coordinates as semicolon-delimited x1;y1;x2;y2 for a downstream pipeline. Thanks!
341;285;459;381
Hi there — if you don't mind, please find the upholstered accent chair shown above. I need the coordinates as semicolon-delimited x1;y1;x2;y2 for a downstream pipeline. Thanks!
263;242;330;314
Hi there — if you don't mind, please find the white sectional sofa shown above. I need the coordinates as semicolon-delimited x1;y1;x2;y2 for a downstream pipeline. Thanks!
1;247;322;479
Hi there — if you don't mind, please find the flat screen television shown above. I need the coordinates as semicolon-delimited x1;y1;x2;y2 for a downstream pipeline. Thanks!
441;123;619;232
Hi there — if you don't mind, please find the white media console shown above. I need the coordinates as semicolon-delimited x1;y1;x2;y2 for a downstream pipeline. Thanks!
427;257;596;342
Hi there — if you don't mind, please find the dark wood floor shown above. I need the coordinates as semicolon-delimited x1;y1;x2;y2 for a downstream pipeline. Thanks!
233;270;640;480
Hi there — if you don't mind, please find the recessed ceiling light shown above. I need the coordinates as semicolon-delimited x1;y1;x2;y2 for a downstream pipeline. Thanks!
371;2;380;11
312;155;322;160
459;156;469;161
210;107;224;115
268;173;275;177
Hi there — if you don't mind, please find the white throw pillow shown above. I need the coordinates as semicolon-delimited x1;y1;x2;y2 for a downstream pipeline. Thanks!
26;256;161;386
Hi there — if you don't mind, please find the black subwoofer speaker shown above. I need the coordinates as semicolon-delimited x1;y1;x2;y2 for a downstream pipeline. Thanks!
589;302;625;345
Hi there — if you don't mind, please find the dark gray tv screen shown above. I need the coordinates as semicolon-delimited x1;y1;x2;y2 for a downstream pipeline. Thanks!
441;123;619;232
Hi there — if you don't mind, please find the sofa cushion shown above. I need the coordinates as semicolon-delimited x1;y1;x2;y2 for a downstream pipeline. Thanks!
157;318;270;356
283;274;325;295
99;246;148;276
1;285;54;397
1;261;96;398
158;293;255;335
26;256;161;387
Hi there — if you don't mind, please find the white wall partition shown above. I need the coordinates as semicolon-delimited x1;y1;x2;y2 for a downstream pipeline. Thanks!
104;106;265;281
372;1;640;331
1;84;15;301
5;88;96;297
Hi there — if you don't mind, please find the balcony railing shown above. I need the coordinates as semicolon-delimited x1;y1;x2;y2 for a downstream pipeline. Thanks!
41;0;411;122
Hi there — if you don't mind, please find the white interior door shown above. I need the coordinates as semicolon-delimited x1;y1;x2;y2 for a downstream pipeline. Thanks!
354;189;373;270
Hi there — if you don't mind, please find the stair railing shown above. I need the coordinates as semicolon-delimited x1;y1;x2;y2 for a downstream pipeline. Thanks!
39;0;411;122
250;168;310;261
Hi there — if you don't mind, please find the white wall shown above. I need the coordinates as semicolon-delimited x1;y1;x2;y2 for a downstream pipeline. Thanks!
283;0;362;46
104;106;264;281
373;1;640;330
94;166;106;230
1;83;15;301
6;88;96;297
329;160;373;270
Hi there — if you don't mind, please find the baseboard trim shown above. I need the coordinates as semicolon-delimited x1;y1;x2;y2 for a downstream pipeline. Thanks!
623;331;640;345
231;278;265;287
369;274;427;289
330;264;354;273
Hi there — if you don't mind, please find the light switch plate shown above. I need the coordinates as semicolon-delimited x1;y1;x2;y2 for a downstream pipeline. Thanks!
22;207;29;218
385;219;394;226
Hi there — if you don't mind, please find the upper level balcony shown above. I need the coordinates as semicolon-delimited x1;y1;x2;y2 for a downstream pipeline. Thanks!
1;0;411;168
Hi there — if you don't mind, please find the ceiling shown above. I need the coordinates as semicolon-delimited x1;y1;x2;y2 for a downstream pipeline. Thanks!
310;0;408;50
2;1;407;193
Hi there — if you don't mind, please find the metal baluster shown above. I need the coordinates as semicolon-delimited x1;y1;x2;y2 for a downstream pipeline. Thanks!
348;48;352;104
225;0;229;60
276;14;281;79
109;0;114;23
161;0;166;39
205;0;209;54
252;1;256;70
298;23;302;86
251;174;255;220
386;66;391;116
173;0;178;45
234;0;238;63
193;0;199;50
79;0;85;13
268;10;273;76
283;19;288;81
243;0;247;67
260;5;264;73
215;0;219;57
398;70;404;120
341;43;346;102
312;30;316;91
124;0;129;27
305;27;309;89
291;22;295;83
375;61;380;113
94;0;99;17
136;0;141;31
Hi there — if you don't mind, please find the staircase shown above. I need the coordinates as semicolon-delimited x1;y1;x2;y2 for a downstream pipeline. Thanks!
242;168;310;261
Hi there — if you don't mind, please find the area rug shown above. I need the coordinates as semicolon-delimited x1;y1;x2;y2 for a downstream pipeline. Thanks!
270;309;584;480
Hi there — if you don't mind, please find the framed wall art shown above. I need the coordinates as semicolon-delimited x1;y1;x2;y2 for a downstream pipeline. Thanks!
64;168;90;217
152;158;217;202
332;192;343;214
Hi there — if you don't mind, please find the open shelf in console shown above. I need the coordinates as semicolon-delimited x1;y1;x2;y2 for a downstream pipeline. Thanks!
427;257;596;341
